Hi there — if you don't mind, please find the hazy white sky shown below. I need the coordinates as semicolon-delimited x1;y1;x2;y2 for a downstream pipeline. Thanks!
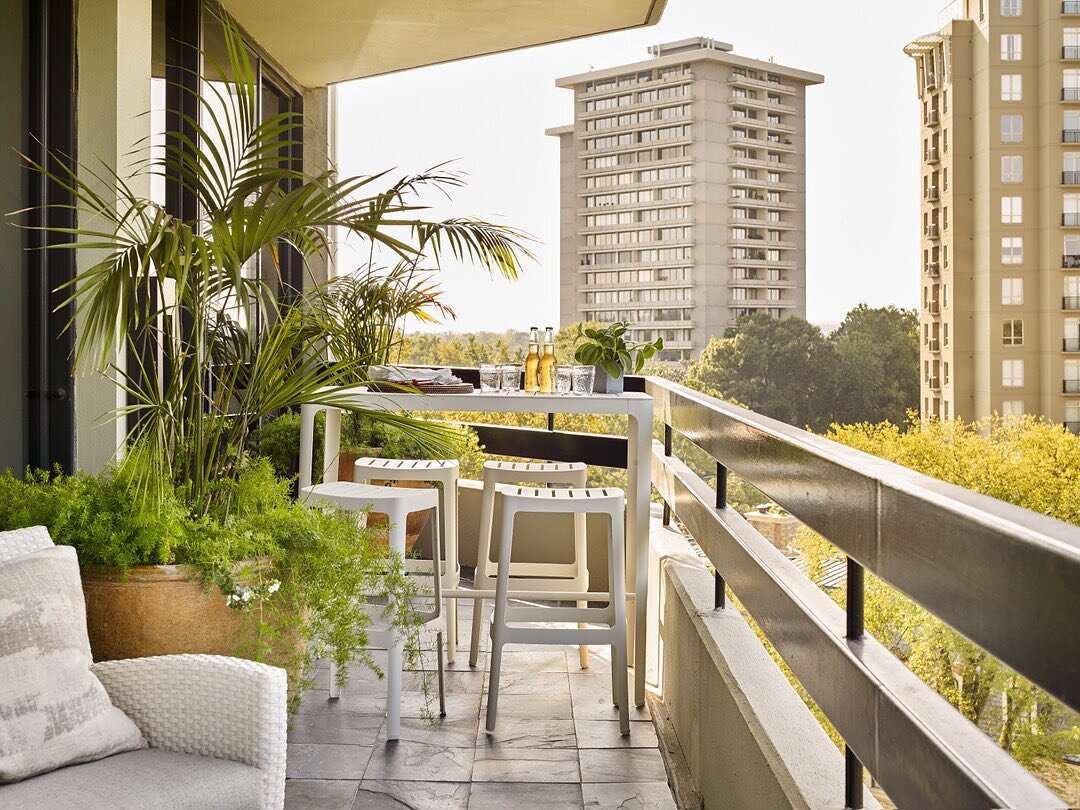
334;0;945;332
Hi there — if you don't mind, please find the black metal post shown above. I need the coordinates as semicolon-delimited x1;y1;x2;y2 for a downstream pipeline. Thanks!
662;424;672;526
715;462;728;609
547;412;555;432
845;556;865;808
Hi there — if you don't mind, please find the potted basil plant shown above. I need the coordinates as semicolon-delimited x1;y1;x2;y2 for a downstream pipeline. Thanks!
572;322;663;394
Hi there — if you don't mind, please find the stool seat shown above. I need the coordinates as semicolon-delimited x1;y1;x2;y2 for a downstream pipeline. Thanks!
301;481;439;513
355;457;460;481
498;485;625;513
482;460;586;484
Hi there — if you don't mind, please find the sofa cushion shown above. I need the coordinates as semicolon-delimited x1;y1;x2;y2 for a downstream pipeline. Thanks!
0;545;145;783
0;525;54;564
0;748;263;809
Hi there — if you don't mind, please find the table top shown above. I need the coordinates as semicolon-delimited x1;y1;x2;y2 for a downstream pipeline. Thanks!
329;387;652;416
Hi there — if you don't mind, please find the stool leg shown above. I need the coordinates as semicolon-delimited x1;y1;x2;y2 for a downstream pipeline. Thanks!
574;510;589;669
470;473;497;667
436;630;446;717
614;639;630;736
444;476;459;663
386;512;407;743
577;598;590;670
485;504;515;734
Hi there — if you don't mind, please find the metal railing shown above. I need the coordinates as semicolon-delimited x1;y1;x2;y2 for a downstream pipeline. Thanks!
925;110;939;126
925;223;940;238
1065;213;1080;227
1064;129;1080;143
1064;254;1080;268
645;377;1078;809
1067;420;1080;435
1066;0;1080;13
1064;46;1080;60
423;369;1078;807
926;261;940;276
1064;87;1080;101
1066;379;1080;394
1063;171;1080;185
925;186;940;201
925;147;939;162
1065;295;1080;310
1065;338;1080;352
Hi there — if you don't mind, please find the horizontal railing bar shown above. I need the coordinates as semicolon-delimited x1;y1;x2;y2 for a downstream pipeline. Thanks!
645;377;1080;712
463;422;628;469
652;443;1063;809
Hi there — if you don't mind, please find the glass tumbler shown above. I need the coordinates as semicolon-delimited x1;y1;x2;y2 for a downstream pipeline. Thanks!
555;365;573;395
499;364;521;393
479;363;500;392
571;364;595;395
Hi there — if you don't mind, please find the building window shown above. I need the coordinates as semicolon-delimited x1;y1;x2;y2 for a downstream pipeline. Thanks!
1000;114;1023;142
1001;237;1023;264
1001;196;1022;224
1001;155;1023;183
1001;400;1024;417
1001;0;1022;14
1002;319;1024;346
1002;277;1024;305
1001;34;1022;61
1001;74;1022;101
1002;359;1024;387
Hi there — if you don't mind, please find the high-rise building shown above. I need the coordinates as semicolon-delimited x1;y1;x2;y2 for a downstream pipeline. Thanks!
906;0;1080;433
548;38;823;360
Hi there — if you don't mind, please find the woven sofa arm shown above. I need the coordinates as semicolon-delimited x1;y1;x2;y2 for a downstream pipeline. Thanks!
92;654;287;810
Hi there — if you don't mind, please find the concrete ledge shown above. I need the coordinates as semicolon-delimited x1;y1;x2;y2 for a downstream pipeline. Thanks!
650;521;879;810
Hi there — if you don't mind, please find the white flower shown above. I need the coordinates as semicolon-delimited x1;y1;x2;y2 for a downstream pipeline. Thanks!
267;580;281;594
241;588;253;602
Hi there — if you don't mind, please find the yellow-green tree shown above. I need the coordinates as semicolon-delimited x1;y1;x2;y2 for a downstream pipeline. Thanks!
796;415;1080;768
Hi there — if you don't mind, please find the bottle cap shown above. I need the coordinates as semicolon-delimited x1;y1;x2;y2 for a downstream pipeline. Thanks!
530;326;539;330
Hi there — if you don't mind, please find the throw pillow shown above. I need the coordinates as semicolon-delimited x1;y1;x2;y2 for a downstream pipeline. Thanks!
0;545;146;782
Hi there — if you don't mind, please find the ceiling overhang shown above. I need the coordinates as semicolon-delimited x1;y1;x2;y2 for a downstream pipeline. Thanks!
217;0;668;88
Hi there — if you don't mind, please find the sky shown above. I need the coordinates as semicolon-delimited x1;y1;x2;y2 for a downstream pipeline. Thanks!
334;0;947;333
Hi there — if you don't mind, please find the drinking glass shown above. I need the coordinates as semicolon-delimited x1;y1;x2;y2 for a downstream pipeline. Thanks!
479;363;500;392
555;365;573;395
499;364;521;393
571;365;595;395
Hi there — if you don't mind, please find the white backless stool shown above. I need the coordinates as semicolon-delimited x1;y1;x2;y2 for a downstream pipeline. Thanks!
299;404;446;741
353;457;462;663
485;485;629;736
468;461;590;670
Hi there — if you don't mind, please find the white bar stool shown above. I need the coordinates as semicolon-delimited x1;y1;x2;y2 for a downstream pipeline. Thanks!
485;485;629;736
468;461;590;670
354;457;461;663
299;404;446;741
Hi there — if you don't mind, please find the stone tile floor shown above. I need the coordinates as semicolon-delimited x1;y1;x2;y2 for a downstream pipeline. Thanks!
285;599;677;809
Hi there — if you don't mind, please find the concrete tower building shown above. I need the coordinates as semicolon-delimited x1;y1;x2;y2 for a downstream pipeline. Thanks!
906;0;1080;433
548;37;823;360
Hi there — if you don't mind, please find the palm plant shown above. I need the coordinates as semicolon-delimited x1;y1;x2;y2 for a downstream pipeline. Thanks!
18;15;532;514
307;263;455;382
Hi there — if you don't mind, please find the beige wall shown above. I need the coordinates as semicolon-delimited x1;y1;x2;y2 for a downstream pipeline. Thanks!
0;0;26;473
73;0;153;472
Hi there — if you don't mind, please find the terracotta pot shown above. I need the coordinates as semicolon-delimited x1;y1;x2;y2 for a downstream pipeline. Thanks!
337;447;382;483
81;561;306;695
366;478;434;554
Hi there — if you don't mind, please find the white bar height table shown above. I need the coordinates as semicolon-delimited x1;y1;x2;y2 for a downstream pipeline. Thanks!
305;388;654;708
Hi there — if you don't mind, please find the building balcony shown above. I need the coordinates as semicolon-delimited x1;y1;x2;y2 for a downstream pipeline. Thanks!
1065;87;1080;101
925;147;940;163
729;154;795;172
1066;420;1080;434
1065;379;1080;393
1063;171;1080;185
925;110;939;126
1065;295;1080;310
727;73;796;95
1064;254;1080;268
731;176;798;193
729;216;795;229
925;73;937;90
727;134;797;153
1064;129;1080;143
728;196;796;211
926;261;941;277
928;300;941;315
925;186;940;201
1066;0;1080;13
927;337;940;351
1064;46;1080;60
927;376;941;390
1065;213;1080;227
729;94;797;114
1065;338;1080;352
925;223;940;239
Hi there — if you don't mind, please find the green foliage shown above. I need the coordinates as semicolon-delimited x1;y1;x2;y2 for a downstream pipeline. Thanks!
398;330;527;366
572;322;663;379
686;307;920;431
794;415;1080;769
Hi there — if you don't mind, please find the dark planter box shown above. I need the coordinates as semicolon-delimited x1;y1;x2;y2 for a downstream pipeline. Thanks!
593;366;624;394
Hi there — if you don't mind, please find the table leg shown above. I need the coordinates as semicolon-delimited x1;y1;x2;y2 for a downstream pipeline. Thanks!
627;402;652;708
